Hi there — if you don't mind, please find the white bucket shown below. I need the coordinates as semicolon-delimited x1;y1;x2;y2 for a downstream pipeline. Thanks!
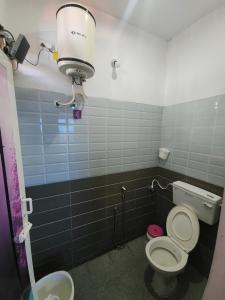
146;232;154;240
35;271;74;300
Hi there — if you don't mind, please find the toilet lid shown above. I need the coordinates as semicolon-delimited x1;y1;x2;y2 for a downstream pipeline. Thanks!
166;206;199;253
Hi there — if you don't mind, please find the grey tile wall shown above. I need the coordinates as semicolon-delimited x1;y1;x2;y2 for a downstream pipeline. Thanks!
15;87;162;187
26;168;157;279
16;87;225;189
160;95;225;188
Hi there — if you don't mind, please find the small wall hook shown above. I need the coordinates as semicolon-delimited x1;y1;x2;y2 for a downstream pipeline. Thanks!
111;59;120;80
111;59;120;69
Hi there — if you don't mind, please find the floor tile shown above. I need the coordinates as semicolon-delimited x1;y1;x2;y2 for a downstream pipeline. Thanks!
70;236;207;300
86;253;115;286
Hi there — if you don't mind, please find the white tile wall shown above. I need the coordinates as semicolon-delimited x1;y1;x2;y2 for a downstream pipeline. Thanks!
16;88;225;188
160;95;225;187
16;88;162;186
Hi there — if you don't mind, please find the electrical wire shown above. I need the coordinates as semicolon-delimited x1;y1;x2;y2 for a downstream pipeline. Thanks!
0;25;15;42
151;178;172;191
25;47;44;66
14;61;18;71
4;29;15;42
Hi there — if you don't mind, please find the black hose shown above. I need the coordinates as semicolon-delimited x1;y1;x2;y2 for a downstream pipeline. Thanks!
121;187;126;246
112;187;127;249
113;206;118;248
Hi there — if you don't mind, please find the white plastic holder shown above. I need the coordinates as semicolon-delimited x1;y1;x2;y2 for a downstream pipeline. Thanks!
159;148;170;160
15;196;39;300
15;197;33;243
21;197;33;215
17;221;32;243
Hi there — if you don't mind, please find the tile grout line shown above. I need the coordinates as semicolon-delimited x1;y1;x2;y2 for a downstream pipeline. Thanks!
39;90;47;185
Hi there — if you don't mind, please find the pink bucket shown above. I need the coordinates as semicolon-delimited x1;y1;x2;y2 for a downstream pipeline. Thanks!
147;224;164;240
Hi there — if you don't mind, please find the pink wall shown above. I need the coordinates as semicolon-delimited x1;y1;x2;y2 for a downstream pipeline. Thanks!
0;60;28;286
202;191;225;300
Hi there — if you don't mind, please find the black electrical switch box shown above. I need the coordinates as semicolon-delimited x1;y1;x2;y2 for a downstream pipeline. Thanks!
10;34;30;63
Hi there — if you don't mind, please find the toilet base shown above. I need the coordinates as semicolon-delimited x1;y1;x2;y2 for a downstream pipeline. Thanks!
151;271;177;298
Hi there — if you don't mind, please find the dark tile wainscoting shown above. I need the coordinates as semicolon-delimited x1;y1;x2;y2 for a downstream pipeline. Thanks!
26;167;223;279
27;168;157;279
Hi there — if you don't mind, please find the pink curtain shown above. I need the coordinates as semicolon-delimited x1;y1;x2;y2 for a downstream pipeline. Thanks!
202;191;225;300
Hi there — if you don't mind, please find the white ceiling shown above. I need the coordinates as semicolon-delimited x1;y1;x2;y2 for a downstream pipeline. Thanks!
79;0;225;40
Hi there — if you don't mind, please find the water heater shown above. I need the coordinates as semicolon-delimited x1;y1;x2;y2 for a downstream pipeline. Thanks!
56;2;96;80
55;2;96;110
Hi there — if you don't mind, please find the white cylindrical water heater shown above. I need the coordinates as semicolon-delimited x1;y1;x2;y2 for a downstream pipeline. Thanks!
56;3;96;79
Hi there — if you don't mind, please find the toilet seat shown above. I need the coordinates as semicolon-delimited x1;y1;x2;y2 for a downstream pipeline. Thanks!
166;205;199;252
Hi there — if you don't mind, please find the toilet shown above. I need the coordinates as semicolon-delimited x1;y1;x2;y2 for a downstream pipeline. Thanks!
145;181;222;297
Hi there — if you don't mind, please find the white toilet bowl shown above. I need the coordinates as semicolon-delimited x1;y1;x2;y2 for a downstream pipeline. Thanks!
145;205;200;297
146;236;188;275
146;236;188;297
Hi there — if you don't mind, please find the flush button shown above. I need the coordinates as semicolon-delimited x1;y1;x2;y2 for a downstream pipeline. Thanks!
204;202;213;208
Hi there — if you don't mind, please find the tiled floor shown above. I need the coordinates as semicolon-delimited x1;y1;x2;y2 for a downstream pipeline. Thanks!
69;236;207;300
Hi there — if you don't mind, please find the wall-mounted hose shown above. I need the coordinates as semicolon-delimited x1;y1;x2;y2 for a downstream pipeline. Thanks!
112;186;127;249
149;178;172;192
120;186;127;247
55;77;86;109
113;206;119;248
